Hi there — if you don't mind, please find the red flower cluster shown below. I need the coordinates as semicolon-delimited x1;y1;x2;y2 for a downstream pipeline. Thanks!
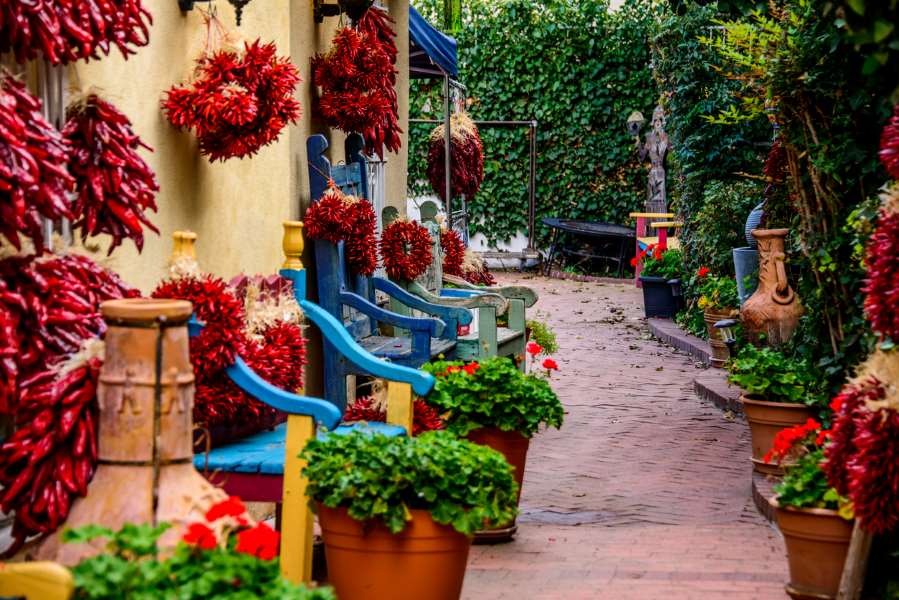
152;275;307;446
440;229;466;278
763;418;822;464
697;266;710;278
343;396;444;436
823;378;899;534
312;8;401;159
303;187;378;276
880;104;899;181
64;94;159;254
527;342;543;356
183;496;280;560
0;0;152;65
630;244;662;268
862;204;899;341
0;76;74;252
379;220;433;282
426;113;485;201
183;523;217;551
543;358;559;371
163;40;301;161
0;254;136;556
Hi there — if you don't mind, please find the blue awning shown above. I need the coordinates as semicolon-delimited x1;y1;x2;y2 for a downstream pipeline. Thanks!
409;6;458;79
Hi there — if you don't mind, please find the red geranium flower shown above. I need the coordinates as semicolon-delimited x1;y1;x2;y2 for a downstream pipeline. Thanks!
235;522;281;560
526;342;543;356
542;358;559;371
183;523;217;550
652;245;663;260
697;266;710;278
205;496;248;524
763;418;822;464
463;362;480;375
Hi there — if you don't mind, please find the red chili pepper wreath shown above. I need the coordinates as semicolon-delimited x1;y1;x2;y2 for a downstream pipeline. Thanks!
162;40;301;162
880;104;899;181
427;112;485;201
0;0;152;65
863;197;899;342
152;274;307;446
0;75;74;252
344;396;443;436
0;253;137;556
312;7;401;159
64;94;160;254
440;229;497;286
380;220;433;282
304;186;378;276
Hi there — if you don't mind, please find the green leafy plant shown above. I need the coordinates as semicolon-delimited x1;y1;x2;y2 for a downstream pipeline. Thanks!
727;345;824;406
422;356;564;437
691;180;763;275
696;273;739;312
526;319;558;355
775;448;850;513
300;430;518;535
64;520;333;600
640;248;684;280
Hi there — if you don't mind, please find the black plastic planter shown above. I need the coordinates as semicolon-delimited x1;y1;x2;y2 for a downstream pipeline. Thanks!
640;276;680;318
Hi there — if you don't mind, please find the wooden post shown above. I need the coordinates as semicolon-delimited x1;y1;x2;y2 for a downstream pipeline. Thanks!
282;221;305;271
385;381;414;435
634;216;646;288
172;230;198;261
837;523;873;600
279;414;316;584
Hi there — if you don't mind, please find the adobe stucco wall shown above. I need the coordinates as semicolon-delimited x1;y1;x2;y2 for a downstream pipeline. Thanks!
75;0;410;294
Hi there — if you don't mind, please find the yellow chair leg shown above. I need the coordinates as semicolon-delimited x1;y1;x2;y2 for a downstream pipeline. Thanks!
385;381;414;435
280;414;315;584
0;562;74;600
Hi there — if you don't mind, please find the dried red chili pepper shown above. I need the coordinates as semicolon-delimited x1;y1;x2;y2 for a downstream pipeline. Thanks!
0;75;74;252
427;112;484;202
64;93;159;254
344;396;443;436
303;186;378;276
379;220;433;282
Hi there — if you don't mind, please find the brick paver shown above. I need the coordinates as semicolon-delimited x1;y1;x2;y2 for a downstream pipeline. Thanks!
463;275;786;600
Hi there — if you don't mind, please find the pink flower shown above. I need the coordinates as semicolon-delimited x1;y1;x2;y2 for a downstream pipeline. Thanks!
542;358;559;371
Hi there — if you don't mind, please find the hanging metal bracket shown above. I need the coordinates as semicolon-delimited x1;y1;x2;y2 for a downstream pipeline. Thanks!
313;0;374;23
179;0;254;26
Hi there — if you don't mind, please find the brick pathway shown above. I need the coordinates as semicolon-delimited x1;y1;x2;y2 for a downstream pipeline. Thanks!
462;275;786;600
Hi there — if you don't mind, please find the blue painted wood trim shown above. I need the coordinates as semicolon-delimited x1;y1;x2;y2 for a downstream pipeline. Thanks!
299;300;436;397
226;358;342;429
307;135;331;202
339;291;445;337
440;289;484;299
345;133;369;198
373;277;472;328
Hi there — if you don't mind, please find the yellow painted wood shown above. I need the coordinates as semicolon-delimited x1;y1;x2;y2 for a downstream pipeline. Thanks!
629;212;675;219
638;237;681;251
0;562;74;600
650;222;683;228
171;230;198;262
386;381;414;435
282;221;306;270
279;414;316;585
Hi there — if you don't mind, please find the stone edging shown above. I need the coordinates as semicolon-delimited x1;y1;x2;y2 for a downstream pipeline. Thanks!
693;373;743;415
546;269;634;286
752;472;779;524
647;318;711;365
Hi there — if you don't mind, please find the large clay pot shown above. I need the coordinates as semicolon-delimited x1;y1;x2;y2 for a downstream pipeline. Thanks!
318;505;471;600
774;502;853;599
741;229;803;347
704;308;738;368
30;299;228;564
742;395;817;475
466;427;530;543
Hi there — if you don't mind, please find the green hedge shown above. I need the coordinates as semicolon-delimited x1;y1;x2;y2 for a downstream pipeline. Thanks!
409;0;658;246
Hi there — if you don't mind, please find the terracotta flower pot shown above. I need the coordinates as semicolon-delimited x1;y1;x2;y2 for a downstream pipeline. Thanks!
466;427;530;543
774;502;853;599
741;395;817;475
317;505;471;600
703;308;738;368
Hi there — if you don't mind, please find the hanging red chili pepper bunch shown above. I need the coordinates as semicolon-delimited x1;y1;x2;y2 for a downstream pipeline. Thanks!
64;94;160;254
162;40;301;161
0;254;136;556
879;104;899;181
379;220;433;282
152;274;306;446
304;186;378;276
460;248;497;286
440;229;466;278
426;112;485;201
312;9;401;159
862;194;899;342
343;396;444;436
0;0;152;65
0;75;73;252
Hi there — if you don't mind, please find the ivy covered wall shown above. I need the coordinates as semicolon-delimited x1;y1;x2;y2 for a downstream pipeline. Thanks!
408;0;658;246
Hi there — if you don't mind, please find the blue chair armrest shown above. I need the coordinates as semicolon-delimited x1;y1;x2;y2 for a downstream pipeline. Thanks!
440;289;484;299
300;300;436;397
339;291;445;338
373;278;473;326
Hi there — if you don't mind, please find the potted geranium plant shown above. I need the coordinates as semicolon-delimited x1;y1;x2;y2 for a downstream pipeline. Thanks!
422;356;564;541
766;420;854;600
636;246;683;318
63;497;334;599
727;345;823;474
696;268;740;367
300;430;518;600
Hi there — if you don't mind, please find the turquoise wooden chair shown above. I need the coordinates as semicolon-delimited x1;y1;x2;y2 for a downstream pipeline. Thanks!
187;223;435;584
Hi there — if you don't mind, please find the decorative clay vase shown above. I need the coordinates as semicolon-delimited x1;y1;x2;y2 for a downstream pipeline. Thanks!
740;229;803;347
30;298;227;565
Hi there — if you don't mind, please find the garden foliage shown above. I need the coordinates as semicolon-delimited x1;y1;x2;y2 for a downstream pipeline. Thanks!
727;345;824;407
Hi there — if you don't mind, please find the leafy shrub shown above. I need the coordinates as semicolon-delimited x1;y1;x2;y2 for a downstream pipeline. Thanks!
301;430;518;535
526;319;558;355
640;248;683;280
776;448;849;513
691;180;763;276
697;274;740;312
422;356;563;437
727;345;824;406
